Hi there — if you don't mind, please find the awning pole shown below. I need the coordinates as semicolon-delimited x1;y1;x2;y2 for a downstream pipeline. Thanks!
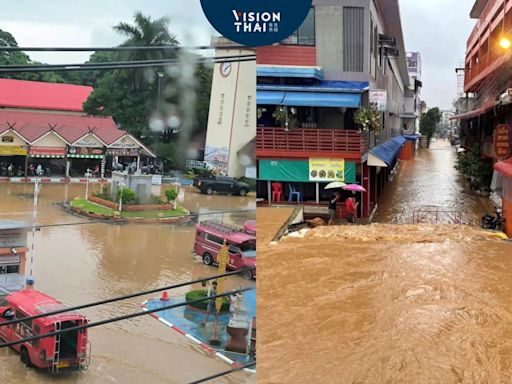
316;182;319;203
267;181;271;206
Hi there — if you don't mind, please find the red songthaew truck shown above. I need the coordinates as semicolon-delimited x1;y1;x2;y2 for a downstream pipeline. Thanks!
0;290;90;373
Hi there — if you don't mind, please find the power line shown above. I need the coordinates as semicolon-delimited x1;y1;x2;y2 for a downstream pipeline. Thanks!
188;362;256;384
0;57;256;73
0;45;250;52
0;287;253;349
0;267;255;328
0;54;256;70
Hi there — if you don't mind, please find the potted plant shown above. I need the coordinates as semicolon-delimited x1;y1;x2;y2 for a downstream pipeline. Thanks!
354;107;381;133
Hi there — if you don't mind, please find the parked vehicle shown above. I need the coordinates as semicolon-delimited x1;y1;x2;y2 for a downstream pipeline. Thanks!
0;290;90;373
482;208;505;231
193;176;250;196
194;221;256;279
243;220;256;236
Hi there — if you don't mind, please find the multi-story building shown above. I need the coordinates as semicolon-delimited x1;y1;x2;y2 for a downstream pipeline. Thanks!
256;0;413;219
406;52;423;133
453;0;512;235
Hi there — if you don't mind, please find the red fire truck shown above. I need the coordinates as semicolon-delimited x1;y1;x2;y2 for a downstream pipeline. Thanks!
0;290;90;373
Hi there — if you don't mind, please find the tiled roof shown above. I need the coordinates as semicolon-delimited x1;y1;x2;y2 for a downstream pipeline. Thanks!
0;110;126;145
0;78;93;112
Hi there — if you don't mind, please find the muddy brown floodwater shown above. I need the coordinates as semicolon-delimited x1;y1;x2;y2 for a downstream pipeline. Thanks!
258;142;512;383
0;183;255;384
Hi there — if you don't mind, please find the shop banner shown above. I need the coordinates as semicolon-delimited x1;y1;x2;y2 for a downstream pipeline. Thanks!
0;146;27;156
0;228;27;248
28;147;67;156
369;89;387;111
107;148;140;156
259;159;356;183
494;124;511;160
0;255;21;265
68;147;105;156
309;158;345;182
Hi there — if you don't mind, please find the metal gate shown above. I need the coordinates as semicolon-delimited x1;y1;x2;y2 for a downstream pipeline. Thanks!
412;210;463;224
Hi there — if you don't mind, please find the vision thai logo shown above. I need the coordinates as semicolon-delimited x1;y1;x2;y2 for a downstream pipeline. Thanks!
200;0;312;47
232;10;281;33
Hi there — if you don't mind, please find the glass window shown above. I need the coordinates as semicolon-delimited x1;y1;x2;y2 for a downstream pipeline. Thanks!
6;265;19;274
207;234;224;245
240;240;256;252
282;8;315;46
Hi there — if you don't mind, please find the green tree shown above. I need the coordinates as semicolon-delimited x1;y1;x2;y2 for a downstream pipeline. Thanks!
420;107;442;145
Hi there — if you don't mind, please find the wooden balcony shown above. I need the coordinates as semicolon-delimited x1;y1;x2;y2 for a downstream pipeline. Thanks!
256;127;369;160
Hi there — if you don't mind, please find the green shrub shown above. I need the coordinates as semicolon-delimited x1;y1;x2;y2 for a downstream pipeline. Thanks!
165;189;178;202
185;290;230;312
92;192;113;201
117;188;137;204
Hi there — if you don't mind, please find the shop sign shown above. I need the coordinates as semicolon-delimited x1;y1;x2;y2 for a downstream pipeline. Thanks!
0;255;21;264
369;89;387;111
0;146;28;156
73;136;104;148
494;124;511;160
106;148;140;156
28;147;67;156
109;136;139;149
309;158;345;182
68;147;105;156
0;229;27;248
1;136;14;143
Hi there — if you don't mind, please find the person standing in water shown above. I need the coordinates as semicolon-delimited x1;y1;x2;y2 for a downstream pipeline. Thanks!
328;191;341;225
201;281;218;326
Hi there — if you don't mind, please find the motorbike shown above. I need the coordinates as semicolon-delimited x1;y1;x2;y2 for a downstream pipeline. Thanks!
482;209;505;231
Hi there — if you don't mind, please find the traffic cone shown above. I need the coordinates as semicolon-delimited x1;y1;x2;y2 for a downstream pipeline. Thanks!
161;291;169;301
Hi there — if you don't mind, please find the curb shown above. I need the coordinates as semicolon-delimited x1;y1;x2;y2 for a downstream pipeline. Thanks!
141;300;256;373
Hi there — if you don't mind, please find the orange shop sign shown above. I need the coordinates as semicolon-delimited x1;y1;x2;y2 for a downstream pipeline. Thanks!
494;124;511;160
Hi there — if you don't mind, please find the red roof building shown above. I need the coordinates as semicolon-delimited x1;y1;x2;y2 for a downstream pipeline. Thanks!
0;78;93;113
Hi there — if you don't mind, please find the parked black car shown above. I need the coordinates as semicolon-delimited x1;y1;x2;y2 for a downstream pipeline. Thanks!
193;176;250;196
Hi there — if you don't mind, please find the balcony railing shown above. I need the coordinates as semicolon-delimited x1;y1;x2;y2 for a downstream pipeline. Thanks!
256;127;369;156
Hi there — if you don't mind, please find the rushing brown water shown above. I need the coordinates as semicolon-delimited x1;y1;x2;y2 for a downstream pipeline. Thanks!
257;141;512;384
0;183;255;384
373;139;486;224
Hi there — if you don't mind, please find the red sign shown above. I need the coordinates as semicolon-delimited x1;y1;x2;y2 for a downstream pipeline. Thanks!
28;146;67;156
494;124;511;160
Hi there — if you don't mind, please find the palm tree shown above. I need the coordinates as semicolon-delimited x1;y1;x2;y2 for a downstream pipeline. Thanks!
113;12;180;89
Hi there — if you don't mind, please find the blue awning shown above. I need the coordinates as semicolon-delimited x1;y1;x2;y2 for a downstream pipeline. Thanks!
257;90;361;108
369;136;406;166
403;134;420;141
257;91;285;105
257;66;324;80
257;81;369;93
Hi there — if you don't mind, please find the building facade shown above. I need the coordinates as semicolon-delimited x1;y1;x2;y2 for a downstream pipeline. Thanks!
204;37;256;178
256;0;414;219
453;0;512;235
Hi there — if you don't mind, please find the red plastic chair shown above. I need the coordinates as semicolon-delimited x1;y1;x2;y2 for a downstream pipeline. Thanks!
271;182;283;202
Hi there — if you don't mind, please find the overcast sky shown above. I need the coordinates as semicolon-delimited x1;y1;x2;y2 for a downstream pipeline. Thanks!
400;0;476;110
0;0;215;63
1;0;477;110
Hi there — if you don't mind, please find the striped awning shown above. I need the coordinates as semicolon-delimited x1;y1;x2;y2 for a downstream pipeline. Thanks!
67;154;104;159
29;154;65;158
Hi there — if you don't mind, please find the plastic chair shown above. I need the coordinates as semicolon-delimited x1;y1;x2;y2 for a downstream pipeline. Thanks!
288;184;302;202
271;182;283;202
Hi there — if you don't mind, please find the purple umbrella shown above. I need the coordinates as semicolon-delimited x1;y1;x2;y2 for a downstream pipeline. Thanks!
342;184;367;192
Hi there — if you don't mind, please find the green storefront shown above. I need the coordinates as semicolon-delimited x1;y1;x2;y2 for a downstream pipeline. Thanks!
259;158;357;202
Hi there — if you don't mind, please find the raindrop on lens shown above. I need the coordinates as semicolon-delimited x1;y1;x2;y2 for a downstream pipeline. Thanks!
149;117;165;132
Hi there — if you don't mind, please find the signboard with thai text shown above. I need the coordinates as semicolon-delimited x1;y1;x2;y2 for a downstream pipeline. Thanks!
73;134;104;148
369;89;387;111
68;147;105;156
28;147;67;156
0;146;27;156
109;136;139;149
0;255;21;264
309;158;345;182
106;148;140;156
494;124;511;160
0;229;27;248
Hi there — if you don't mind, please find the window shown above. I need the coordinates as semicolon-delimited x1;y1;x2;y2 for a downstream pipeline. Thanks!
240;240;256;252
343;7;364;72
206;234;224;245
370;19;374;55
6;265;19;274
197;231;206;239
15;310;32;328
281;8;315;46
1;136;13;143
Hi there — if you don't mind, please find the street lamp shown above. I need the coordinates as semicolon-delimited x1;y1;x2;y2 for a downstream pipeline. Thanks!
500;37;512;50
156;72;164;112
118;181;126;212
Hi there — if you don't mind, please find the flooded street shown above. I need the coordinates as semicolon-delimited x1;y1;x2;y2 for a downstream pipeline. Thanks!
257;142;512;383
373;140;485;224
0;183;255;384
